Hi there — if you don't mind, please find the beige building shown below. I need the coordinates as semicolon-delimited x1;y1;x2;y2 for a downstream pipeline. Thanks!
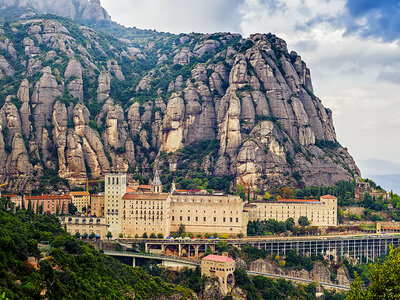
170;192;247;237
70;191;90;213
247;195;337;227
201;254;235;295
3;194;22;208
62;216;109;239
122;192;171;237
120;173;247;238
91;193;105;217
105;174;126;237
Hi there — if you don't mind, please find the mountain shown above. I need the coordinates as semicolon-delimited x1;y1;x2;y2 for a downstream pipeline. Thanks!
0;0;110;22
0;4;360;193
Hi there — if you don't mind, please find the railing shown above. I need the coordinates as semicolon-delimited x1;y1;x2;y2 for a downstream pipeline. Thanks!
247;270;350;290
104;250;200;265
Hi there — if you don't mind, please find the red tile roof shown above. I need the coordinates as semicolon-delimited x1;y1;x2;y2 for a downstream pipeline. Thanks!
138;185;151;190
202;254;234;263
320;195;337;199
25;195;71;200
277;199;319;202
126;186;135;193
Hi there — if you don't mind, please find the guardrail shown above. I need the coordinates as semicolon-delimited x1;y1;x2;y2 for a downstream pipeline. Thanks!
104;250;200;265
247;271;350;290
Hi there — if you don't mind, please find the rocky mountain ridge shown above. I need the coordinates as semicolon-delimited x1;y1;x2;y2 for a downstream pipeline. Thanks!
0;0;110;22
0;12;360;193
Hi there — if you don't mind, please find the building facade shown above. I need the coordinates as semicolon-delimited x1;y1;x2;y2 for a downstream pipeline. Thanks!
3;194;23;208
69;191;90;212
91;193;105;217
105;174;126;237
62;216;109;239
122;193;171;237
24;195;72;214
201;254;235;295
247;195;337;227
170;193;247;237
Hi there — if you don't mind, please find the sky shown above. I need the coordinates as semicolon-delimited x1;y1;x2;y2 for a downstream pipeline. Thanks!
101;0;400;183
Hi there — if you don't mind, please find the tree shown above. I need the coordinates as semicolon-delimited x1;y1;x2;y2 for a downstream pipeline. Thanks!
178;224;185;236
68;203;77;215
216;241;229;253
142;232;148;238
119;233;123;238
106;231;112;240
298;216;310;227
89;232;96;240
263;192;271;200
74;232;81;239
347;245;400;299
235;184;246;200
157;233;164;239
285;218;295;231
150;233;157;238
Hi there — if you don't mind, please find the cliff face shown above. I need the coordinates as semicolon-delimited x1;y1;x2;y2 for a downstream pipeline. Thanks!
0;0;111;22
0;13;360;193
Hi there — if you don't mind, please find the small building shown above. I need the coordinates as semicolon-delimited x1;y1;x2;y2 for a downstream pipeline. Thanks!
70;191;90;213
24;195;72;214
201;254;235;295
91;193;105;217
62;216;109;239
3;194;23;208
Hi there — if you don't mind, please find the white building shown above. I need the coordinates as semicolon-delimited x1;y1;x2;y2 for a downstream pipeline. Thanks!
105;174;126;237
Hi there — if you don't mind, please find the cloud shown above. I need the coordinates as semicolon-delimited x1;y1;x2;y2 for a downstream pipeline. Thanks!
101;0;243;34
344;0;400;42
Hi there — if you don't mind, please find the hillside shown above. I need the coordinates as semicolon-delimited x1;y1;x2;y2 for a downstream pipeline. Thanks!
0;207;194;299
0;2;360;193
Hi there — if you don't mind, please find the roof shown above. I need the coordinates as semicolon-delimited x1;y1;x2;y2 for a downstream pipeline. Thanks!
70;191;90;196
126;186;135;193
2;194;18;197
277;199;319;202
202;254;234;263
320;195;337;199
25;195;71;200
138;185;152;190
122;193;169;201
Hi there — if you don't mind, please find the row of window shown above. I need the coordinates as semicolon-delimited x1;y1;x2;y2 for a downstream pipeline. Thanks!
172;216;239;223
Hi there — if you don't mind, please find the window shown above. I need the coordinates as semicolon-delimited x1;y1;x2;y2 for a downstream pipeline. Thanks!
223;217;226;222
204;217;206;221
195;216;198;222
180;216;182;221
214;217;216;222
188;216;190;221
236;218;239;223
230;217;232;222
172;216;175;221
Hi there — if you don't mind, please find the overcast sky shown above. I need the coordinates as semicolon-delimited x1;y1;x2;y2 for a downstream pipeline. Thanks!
101;0;400;178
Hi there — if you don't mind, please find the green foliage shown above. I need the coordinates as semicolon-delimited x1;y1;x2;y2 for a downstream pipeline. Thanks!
234;267;342;299
294;180;356;206
346;245;400;299
315;138;341;150
298;216;310;227
0;207;193;299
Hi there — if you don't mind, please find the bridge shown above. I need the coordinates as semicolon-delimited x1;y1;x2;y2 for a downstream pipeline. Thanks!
105;250;350;291
118;233;400;262
104;250;200;268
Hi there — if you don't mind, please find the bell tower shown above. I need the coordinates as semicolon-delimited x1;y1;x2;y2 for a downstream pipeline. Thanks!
152;170;162;194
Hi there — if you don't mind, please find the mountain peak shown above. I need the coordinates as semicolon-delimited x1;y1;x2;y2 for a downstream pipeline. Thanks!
0;0;111;22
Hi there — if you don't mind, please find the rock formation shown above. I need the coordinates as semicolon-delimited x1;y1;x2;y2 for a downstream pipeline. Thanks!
0;10;360;192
